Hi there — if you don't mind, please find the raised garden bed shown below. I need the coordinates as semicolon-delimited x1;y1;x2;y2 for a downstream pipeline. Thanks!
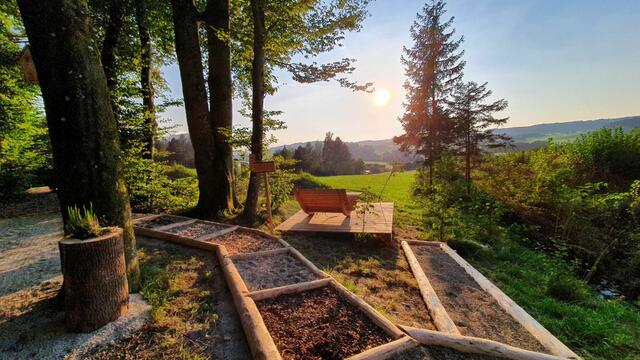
233;251;323;291
134;214;189;229
165;220;230;238
207;229;285;255
255;285;393;360
408;243;547;353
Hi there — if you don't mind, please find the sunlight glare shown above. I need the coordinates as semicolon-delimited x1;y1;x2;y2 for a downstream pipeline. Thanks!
372;87;391;107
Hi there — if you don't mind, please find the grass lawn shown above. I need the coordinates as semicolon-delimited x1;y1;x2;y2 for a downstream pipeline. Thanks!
282;171;640;360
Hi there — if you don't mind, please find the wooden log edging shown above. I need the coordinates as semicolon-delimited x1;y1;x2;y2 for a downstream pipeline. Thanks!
228;247;290;261
196;225;239;241
400;240;460;335
400;325;575;360
330;280;405;339
248;278;332;301
216;247;282;360
345;336;417;360
437;243;580;359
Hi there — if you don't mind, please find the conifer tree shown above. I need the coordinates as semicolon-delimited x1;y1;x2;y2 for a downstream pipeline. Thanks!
448;81;510;193
394;0;465;188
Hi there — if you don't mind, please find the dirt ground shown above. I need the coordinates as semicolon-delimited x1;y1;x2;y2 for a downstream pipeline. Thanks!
166;220;229;238
234;252;321;291
86;238;251;359
256;286;392;359
390;345;504;360
0;196;249;360
410;245;548;353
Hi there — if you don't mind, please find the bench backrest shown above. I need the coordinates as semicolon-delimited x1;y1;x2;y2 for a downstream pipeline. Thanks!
294;189;352;216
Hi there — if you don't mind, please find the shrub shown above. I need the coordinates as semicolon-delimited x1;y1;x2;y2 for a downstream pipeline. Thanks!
447;238;490;260
66;204;106;239
546;275;590;303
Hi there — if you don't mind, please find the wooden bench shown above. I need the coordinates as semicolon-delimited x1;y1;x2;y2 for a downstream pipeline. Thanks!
294;189;360;217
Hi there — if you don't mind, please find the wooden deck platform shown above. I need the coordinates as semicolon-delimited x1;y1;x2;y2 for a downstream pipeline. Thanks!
276;202;394;237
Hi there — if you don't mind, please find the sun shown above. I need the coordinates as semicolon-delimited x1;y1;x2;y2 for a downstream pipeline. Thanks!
372;87;391;107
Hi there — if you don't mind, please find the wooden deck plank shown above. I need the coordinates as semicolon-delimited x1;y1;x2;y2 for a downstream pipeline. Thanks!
276;202;394;235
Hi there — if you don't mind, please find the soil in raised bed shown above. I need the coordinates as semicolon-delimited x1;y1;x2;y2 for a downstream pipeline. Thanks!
390;345;504;360
206;229;284;255
410;245;548;353
135;215;188;229
256;286;393;360
165;220;228;238
234;252;321;291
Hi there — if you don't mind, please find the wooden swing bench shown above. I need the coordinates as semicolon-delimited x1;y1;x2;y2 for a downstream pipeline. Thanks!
276;188;394;239
294;188;361;217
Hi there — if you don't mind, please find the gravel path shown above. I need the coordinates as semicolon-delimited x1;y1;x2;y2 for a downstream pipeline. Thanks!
0;213;63;296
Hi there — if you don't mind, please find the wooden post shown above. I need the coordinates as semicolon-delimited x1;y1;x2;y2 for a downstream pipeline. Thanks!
249;155;276;233
263;173;273;232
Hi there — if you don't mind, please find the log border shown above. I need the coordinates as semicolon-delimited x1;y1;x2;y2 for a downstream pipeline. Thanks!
345;336;417;360
401;240;460;334
400;325;576;360
405;240;580;359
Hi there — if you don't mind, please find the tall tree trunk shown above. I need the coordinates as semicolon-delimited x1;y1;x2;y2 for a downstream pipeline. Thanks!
205;0;234;213
134;0;157;160
101;0;126;112
170;0;220;218
466;129;471;194
242;0;266;219
18;0;140;291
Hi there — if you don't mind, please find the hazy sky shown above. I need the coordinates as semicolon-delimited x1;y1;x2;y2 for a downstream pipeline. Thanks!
160;0;640;146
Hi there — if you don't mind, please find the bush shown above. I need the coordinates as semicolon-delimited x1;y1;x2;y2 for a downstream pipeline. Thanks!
447;238;490;260
546;275;590;303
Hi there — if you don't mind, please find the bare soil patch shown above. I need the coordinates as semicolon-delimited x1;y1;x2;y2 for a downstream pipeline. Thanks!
165;220;229;238
207;229;284;255
390;345;503;360
256;286;393;360
0;191;59;219
135;214;189;228
410;245;547;353
234;252;321;291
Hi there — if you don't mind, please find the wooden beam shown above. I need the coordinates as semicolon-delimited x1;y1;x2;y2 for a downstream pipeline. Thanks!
216;247;282;360
330;280;405;339
228;247;290;261
248;278;332;301
195;225;239;241
401;241;460;335
438;243;580;359
400;325;576;360
345;336;418;360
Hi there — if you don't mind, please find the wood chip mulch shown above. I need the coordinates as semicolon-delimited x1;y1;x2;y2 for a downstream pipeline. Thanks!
411;245;548;353
206;230;284;255
234;252;321;291
256;286;392;360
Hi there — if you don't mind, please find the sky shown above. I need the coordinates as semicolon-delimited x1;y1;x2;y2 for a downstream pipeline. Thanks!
160;0;640;146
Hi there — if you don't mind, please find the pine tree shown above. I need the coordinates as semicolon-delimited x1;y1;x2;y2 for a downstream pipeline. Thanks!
394;0;465;188
448;81;510;193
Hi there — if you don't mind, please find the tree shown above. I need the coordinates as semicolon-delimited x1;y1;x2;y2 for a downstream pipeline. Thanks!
134;0;157;159
0;3;50;197
241;0;371;219
170;0;235;217
17;0;140;291
449;81;509;193
394;0;465;188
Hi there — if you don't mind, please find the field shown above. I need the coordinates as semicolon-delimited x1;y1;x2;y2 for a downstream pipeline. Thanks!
296;171;640;360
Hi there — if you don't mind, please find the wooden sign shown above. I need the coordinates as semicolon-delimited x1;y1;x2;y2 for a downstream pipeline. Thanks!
249;160;275;173
248;154;276;232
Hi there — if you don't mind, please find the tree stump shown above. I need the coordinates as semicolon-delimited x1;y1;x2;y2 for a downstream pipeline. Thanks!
59;228;129;332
